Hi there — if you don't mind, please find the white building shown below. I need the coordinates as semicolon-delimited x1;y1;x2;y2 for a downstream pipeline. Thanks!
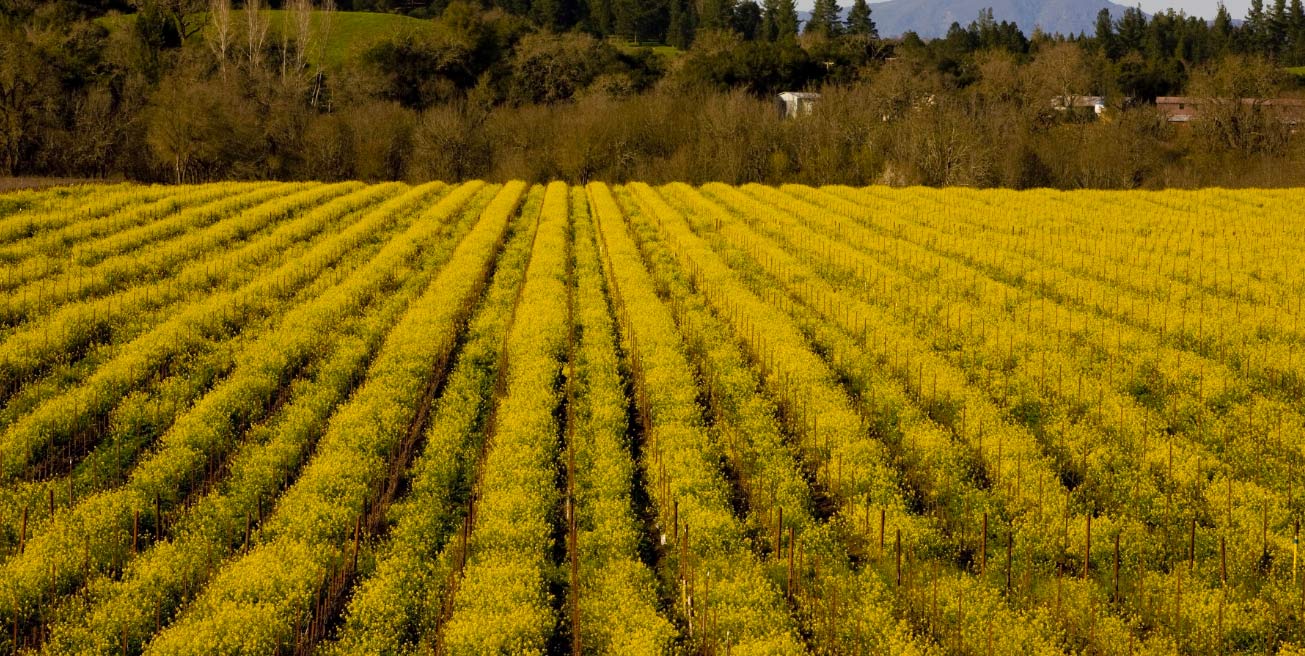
777;92;821;119
1051;95;1107;117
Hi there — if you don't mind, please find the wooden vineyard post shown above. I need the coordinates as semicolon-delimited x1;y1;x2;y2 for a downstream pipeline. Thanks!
955;588;964;653
879;509;886;559
1226;472;1233;532
672;501;679;547
1083;514;1091;581
1113;533;1120;604
681;525;690;598
1189;518;1196;571
1166;444;1173;549
980;513;987;576
775;507;783;560
787;527;796;600
1050;553;1064;614
352;515;362;572
132;509;139;555
1005;529;1013;594
861;500;870;552
1221;537;1227;587
1175;569;1183;637
570;509;579;656
19;505;27;554
895;529;902;588
1263;503;1269;562
930;563;939;629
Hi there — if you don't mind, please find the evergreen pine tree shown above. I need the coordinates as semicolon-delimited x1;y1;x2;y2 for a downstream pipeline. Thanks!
700;0;736;30
1270;0;1290;52
489;0;526;14
762;0;798;41
1116;6;1147;52
1247;0;1268;51
1289;0;1305;62
778;0;799;39
1213;3;1235;53
668;0;696;47
761;0;777;40
530;0;571;31
1250;0;1267;23
805;0;842;36
846;0;876;37
589;0;614;34
608;0;670;42
1094;8;1117;58
733;0;763;39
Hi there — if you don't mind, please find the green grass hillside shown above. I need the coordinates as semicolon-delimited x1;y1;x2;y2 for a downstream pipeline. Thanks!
609;39;681;59
302;11;432;67
98;10;434;68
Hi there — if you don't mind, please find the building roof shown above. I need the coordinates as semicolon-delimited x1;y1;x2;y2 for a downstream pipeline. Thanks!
1051;96;1107;112
1157;96;1305;107
1156;96;1305;125
1053;95;1106;105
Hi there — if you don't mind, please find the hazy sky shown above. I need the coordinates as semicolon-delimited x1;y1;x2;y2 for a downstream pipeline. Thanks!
794;1;1254;21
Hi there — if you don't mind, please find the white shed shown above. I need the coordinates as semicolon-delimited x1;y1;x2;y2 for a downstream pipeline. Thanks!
1051;95;1107;117
777;92;821;119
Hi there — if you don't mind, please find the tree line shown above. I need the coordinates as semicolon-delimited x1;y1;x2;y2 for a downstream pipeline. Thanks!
341;0;875;45
1;0;1303;187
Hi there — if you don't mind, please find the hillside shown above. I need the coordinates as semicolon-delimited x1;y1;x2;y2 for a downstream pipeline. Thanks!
806;0;1134;38
98;10;434;68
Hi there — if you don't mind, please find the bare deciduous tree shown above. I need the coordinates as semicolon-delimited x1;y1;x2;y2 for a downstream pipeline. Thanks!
290;0;313;75
278;0;316;81
1188;54;1289;154
318;0;337;62
0;33;54;176
896;99;993;186
312;0;337;108
208;0;234;77
1026;42;1094;116
245;0;269;71
132;0;208;41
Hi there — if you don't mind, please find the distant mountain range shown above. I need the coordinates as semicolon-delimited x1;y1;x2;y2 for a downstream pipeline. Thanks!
801;0;1136;39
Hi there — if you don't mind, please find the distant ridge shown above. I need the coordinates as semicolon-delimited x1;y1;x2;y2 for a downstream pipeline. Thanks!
802;0;1136;39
